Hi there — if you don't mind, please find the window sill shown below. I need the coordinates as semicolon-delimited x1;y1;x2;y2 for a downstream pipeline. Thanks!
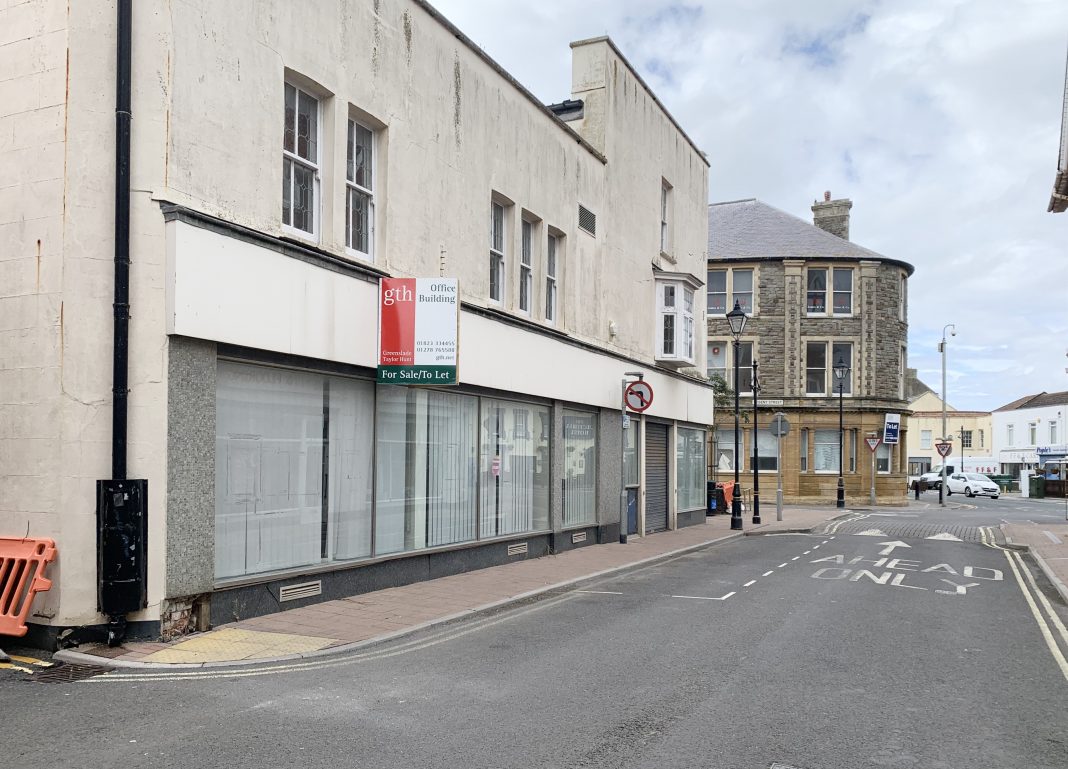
282;224;320;246
344;246;374;264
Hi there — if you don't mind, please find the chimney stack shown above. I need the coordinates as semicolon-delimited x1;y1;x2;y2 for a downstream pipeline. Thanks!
812;191;852;240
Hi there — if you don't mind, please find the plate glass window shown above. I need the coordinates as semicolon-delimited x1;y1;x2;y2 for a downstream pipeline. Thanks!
563;411;597;526
813;428;840;472
676;428;706;511
345;119;374;257
756;428;777;471
282;83;319;236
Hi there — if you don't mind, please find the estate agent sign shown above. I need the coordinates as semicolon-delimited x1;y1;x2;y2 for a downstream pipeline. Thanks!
378;277;459;385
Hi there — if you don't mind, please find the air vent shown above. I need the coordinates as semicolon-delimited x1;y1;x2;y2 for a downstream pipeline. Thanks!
507;542;528;557
279;580;322;602
578;205;596;235
571;531;587;544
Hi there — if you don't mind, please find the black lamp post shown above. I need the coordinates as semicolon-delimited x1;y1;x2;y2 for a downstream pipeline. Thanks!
726;301;748;530
833;352;850;509
751;358;761;525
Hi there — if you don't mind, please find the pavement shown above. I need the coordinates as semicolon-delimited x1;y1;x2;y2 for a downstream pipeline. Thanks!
44;498;1068;671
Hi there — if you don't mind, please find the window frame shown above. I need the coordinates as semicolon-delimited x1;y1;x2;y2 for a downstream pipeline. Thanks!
545;232;560;325
805;340;853;396
660;180;673;256
344;115;375;260
706;267;755;316
806;265;855;317
656;277;698;365
282;81;322;241
519;217;535;316
489;199;507;304
706;339;753;393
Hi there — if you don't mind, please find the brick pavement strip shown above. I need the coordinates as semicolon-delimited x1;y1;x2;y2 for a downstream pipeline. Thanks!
60;508;853;668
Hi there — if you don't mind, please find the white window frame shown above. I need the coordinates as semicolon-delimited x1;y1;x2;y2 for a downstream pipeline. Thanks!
806;266;855;317
660;180;673;256
344;115;375;260
707;267;756;316
805;340;853;396
519;217;534;315
920;430;932;449
1007;424;1014;446
489;200;507;304
961;430;973;449
1029;422;1037;445
655;278;697;365
282;81;321;241
545;232;559;324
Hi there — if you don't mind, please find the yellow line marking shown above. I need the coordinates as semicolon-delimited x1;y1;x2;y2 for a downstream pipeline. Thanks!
8;655;53;667
0;663;35;674
1002;549;1068;683
1011;550;1068;649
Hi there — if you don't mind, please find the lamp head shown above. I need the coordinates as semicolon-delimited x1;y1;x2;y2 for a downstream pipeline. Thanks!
832;352;850;380
726;300;748;338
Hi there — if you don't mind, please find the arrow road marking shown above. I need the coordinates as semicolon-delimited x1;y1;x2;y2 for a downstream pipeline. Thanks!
855;529;887;537
672;592;735;601
877;540;911;555
926;533;963;541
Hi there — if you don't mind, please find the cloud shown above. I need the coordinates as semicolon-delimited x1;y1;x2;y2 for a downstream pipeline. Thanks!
431;0;1068;410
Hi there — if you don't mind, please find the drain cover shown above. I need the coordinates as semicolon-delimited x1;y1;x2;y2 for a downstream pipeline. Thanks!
32;663;109;684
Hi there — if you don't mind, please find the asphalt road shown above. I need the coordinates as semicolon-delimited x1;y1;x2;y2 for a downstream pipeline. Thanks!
3;506;1067;769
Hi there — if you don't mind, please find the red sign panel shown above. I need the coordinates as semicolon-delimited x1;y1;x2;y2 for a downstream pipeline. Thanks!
379;278;417;366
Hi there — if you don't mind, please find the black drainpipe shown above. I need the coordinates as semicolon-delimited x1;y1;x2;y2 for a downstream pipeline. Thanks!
113;0;132;480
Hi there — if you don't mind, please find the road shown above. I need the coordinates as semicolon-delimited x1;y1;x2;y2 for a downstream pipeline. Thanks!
3;499;1067;769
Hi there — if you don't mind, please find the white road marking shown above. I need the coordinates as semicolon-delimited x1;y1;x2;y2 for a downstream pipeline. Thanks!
763;571;774;577
577;590;624;595
877;541;911;555
778;563;789;568
791;556;800;561
926;533;963;541
812;545;821;550
803;550;811;555
1043;531;1063;544
743;580;757;587
672;592;735;601
854;529;887;537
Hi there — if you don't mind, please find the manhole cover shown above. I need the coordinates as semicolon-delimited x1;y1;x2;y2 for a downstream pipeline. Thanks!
32;663;109;684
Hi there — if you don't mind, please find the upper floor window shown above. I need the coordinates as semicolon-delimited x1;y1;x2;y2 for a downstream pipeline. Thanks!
656;278;697;366
545;234;559;324
979;429;984;448
900;273;907;322
520;219;534;315
707;340;753;393
1051;421;1059;445
283;83;320;237
806;341;852;395
806;267;853;315
961;430;973;449
345;118;374;258
1006;424;1014;446
490;201;506;303
920;430;932;449
660;181;673;255
707;268;754;315
1028;422;1037;445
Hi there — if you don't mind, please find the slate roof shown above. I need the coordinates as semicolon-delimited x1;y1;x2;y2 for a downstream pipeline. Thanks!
708;198;915;274
994;391;1068;411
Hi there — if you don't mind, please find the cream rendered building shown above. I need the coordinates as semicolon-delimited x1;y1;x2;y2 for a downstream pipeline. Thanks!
0;0;713;644
904;373;994;478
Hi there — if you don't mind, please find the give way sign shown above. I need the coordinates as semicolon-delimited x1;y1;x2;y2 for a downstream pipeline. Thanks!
935;441;953;457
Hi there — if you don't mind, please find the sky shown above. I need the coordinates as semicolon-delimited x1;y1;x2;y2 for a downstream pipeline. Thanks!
431;0;1068;412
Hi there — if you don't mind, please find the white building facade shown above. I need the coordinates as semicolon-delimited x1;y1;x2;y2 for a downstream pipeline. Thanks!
1;0;713;642
992;393;1068;477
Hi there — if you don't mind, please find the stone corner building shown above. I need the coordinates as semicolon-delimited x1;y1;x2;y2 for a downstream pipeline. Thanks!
707;194;914;505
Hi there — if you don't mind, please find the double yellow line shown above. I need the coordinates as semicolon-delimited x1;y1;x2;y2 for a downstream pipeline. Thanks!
982;526;1068;682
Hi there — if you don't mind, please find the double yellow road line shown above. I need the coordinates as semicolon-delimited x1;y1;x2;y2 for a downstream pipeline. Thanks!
982;526;1068;682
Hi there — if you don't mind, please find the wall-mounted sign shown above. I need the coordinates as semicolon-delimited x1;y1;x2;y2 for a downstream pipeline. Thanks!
757;399;784;407
378;278;458;385
883;413;901;444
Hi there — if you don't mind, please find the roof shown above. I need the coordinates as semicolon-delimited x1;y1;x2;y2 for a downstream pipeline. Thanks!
708;198;915;274
994;391;1068;411
905;368;935;401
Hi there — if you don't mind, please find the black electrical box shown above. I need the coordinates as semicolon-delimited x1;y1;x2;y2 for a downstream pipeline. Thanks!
96;478;148;616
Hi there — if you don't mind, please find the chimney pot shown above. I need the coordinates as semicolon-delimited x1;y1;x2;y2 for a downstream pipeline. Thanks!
824;190;831;202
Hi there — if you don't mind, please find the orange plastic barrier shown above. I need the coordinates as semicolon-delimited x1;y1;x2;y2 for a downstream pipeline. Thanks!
719;481;735;509
0;537;57;638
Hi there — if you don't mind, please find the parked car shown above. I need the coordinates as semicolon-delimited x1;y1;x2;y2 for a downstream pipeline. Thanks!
946;472;1000;499
918;465;956;490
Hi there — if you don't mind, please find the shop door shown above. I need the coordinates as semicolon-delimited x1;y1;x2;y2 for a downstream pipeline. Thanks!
645;423;669;533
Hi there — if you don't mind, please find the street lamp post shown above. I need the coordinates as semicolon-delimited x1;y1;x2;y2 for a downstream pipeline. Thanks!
959;424;966;475
726;301;748;531
833;353;850;509
939;324;955;506
751;358;761;525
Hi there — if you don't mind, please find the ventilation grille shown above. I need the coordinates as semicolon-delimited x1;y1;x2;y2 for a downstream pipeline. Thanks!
571;531;587;544
279;580;322;602
507;542;528;557
578;205;596;235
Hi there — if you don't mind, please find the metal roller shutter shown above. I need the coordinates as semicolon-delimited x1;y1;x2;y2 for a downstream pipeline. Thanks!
645;423;669;533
